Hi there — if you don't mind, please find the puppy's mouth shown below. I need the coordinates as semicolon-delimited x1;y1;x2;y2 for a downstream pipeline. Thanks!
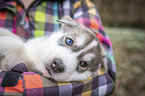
45;65;52;76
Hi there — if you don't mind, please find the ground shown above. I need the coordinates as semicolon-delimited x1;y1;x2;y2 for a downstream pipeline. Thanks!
105;27;145;96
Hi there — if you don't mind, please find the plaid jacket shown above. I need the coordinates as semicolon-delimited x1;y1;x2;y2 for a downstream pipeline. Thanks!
0;0;116;95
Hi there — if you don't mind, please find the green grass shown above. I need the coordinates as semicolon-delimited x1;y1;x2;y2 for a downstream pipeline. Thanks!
105;27;145;96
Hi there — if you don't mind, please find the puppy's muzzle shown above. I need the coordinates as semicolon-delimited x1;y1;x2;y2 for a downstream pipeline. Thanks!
51;58;65;73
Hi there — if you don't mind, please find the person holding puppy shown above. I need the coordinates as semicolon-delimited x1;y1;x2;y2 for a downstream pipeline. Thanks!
0;0;116;95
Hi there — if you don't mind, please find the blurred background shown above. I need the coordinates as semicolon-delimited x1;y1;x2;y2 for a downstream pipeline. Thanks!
92;0;145;96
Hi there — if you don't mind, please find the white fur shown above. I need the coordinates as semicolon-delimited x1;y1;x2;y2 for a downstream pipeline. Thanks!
0;36;28;69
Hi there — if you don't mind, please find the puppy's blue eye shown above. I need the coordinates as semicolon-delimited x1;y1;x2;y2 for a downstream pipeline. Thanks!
65;38;73;45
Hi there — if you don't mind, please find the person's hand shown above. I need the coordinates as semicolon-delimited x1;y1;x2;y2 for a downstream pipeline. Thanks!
0;69;2;72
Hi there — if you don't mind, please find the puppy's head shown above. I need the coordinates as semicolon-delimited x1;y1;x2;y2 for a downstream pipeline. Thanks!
41;16;107;82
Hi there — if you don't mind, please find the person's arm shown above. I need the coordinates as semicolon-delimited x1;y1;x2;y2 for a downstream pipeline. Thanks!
71;1;116;95
72;0;116;79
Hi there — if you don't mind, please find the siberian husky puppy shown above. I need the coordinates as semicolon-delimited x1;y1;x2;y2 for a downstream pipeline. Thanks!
0;16;107;82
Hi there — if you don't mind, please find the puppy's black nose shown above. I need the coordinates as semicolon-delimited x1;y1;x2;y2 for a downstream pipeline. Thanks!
51;58;65;73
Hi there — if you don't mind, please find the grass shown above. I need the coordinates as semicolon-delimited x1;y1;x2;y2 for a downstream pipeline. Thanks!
105;27;145;96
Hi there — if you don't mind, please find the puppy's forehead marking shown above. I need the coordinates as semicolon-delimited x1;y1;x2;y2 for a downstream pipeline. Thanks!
72;34;95;52
75;35;86;47
83;53;95;61
76;39;98;56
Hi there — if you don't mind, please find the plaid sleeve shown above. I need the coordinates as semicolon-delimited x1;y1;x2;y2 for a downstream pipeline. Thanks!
72;0;116;95
0;70;115;96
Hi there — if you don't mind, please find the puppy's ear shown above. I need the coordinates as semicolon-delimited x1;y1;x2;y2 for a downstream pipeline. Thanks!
57;16;78;27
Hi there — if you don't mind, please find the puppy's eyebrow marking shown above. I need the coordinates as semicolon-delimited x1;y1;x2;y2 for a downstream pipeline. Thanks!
75;39;98;56
83;53;95;61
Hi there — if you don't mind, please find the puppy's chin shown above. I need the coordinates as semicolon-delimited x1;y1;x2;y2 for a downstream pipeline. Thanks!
48;71;93;82
42;67;53;79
